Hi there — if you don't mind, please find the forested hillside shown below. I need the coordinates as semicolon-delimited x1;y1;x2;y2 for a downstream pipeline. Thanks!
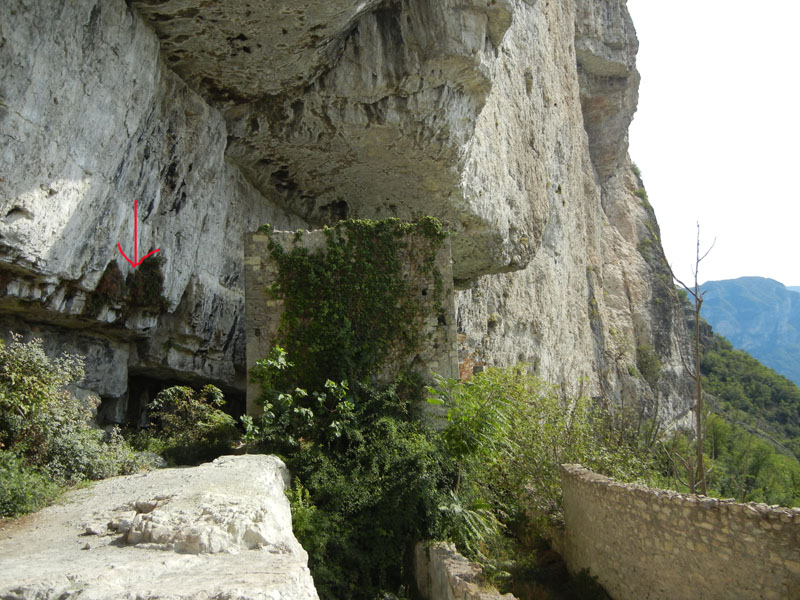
702;332;800;458
695;331;800;505
701;277;800;387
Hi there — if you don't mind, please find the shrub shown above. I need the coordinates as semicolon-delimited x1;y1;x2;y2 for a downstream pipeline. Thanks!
0;333;84;460
287;403;445;600
45;425;141;482
0;333;142;515
139;384;239;465
428;366;655;537
0;450;60;517
251;352;446;599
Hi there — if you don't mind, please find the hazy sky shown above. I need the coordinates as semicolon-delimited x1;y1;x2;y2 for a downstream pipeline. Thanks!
626;1;800;286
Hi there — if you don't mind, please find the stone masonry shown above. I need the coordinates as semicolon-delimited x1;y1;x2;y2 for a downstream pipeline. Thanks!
414;542;517;600
557;464;800;600
244;228;458;414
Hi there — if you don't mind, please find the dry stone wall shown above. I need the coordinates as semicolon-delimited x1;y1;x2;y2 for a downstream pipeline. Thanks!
557;464;800;600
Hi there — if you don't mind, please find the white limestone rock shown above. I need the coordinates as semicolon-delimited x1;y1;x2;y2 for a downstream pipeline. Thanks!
0;0;306;400
0;0;694;423
0;455;319;600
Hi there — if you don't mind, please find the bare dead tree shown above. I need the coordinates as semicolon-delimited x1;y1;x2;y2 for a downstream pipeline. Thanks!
663;223;715;495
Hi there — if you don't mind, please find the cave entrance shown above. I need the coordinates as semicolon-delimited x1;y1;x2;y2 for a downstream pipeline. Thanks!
97;373;245;427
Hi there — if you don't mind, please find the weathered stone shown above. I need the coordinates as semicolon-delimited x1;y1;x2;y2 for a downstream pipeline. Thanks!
558;465;800;600
0;0;305;403
414;541;517;600
0;455;319;600
0;0;693;425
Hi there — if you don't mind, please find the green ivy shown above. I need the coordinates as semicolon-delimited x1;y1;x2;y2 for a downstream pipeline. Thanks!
249;217;451;599
265;217;447;391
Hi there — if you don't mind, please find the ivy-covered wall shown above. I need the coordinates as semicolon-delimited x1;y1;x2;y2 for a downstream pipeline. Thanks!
244;221;458;414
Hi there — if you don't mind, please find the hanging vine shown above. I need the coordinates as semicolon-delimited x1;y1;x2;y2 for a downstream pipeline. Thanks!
262;217;447;391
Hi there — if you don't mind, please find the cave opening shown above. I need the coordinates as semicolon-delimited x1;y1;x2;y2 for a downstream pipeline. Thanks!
97;373;246;428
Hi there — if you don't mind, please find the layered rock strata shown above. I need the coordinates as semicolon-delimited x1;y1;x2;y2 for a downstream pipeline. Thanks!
0;0;692;424
0;0;305;415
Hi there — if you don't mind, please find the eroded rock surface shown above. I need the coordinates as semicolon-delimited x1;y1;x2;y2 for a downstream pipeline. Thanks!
0;455;319;600
0;0;693;424
0;0;305;411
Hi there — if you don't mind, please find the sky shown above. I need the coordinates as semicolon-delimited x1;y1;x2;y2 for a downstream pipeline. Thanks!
625;0;800;287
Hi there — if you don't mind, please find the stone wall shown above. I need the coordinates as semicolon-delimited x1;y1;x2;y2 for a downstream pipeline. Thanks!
557;464;800;600
244;229;458;414
414;542;516;600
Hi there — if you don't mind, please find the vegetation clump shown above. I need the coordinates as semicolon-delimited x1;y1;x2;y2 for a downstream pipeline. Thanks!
249;348;445;599
83;261;125;317
635;344;661;390
83;256;168;319
248;218;450;598
124;255;169;312
265;217;447;390
130;384;239;466
249;217;657;598
427;367;654;549
0;334;141;517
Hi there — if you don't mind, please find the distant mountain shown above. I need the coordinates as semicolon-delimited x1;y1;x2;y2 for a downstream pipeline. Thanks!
788;286;800;294
700;277;800;387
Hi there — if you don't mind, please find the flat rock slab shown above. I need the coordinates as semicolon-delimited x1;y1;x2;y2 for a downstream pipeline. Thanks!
0;455;318;600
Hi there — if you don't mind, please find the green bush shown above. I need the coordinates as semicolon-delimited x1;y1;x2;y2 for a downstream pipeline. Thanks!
0;333;142;483
137;384;239;465
0;333;142;516
289;410;444;599
0;450;60;517
45;425;140;482
251;352;446;599
0;332;84;460
428;366;655;539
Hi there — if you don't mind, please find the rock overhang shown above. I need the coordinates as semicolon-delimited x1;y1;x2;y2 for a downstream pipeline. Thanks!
132;0;527;282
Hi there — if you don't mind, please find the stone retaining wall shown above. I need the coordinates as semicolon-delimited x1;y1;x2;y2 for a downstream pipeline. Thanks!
414;542;516;600
558;464;800;600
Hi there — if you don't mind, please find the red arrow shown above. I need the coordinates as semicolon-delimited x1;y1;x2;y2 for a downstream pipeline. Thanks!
117;199;161;268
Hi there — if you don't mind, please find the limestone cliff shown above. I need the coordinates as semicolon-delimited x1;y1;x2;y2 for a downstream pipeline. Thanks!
0;0;692;424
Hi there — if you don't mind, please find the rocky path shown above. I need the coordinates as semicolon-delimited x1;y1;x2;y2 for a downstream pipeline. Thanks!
0;455;318;600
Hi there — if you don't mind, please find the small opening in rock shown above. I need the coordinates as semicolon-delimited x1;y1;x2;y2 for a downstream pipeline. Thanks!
4;206;33;220
320;199;349;223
